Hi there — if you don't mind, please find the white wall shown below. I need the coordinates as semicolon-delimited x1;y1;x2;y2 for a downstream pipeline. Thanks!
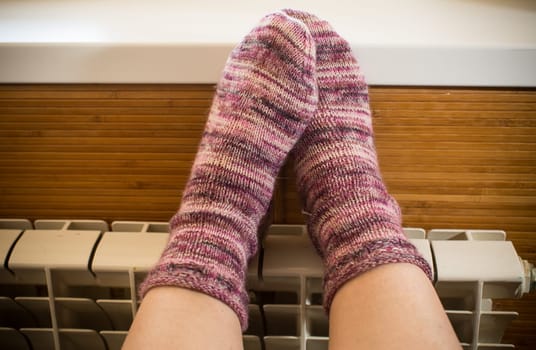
1;0;535;85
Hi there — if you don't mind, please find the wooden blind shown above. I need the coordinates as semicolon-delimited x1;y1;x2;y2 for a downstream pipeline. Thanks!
0;84;535;348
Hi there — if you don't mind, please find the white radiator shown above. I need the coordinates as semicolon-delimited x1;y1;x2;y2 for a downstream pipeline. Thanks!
1;218;534;350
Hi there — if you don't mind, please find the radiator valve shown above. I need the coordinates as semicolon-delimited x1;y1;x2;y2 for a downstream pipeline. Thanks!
520;259;535;294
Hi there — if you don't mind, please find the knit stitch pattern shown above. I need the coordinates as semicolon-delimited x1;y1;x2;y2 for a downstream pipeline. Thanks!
139;12;317;331
283;9;433;313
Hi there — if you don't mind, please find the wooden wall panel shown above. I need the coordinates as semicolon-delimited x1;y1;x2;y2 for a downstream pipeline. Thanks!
0;84;535;348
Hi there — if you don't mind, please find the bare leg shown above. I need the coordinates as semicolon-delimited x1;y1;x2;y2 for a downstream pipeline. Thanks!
329;264;461;350
122;287;243;350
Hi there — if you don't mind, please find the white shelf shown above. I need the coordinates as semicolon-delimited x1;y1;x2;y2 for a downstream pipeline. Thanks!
0;0;535;86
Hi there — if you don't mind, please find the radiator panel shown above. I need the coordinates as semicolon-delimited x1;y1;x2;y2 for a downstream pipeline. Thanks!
0;219;532;350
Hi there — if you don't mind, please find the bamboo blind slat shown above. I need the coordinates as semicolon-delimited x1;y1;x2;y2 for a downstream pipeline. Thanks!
0;84;535;348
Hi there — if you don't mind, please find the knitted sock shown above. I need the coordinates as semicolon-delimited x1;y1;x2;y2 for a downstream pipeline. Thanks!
139;12;317;331
283;9;433;313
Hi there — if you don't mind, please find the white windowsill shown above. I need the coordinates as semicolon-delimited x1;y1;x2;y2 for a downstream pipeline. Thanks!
1;0;535;86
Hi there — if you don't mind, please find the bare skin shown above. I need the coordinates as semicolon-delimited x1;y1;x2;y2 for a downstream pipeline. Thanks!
122;286;243;350
124;263;460;350
329;263;462;350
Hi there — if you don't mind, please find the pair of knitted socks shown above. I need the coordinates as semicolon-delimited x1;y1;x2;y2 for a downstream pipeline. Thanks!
139;9;432;331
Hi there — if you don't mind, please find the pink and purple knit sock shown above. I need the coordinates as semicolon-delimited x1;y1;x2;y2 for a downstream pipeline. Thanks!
283;9;433;313
139;12;317;331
